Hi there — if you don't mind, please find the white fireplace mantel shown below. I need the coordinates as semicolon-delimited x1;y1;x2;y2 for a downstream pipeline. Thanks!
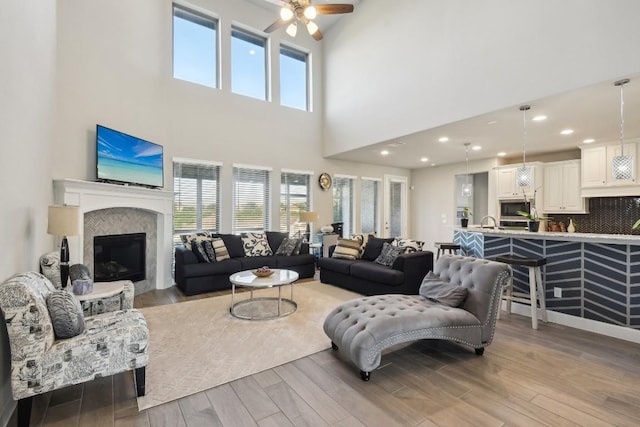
53;179;174;289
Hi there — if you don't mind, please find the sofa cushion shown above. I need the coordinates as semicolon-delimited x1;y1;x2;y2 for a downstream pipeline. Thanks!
241;232;273;257
211;238;230;261
276;254;315;268
46;289;85;339
393;238;424;254
239;256;278;270
180;232;210;251
332;238;362;260
182;259;243;278
266;231;289;254
318;257;356;275
419;271;469;307
350;261;404;286
201;240;217;262
374;242;404;267
362;237;395;261
275;237;302;256
212;234;245;258
191;238;210;263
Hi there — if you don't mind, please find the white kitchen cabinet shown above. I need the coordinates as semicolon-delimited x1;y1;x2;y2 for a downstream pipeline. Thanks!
495;165;538;199
542;160;587;213
581;142;637;188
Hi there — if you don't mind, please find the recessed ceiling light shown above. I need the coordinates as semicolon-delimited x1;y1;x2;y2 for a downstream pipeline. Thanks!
497;152;507;157
560;129;574;135
431;163;436;167
532;115;547;121
487;120;497;125
420;157;428;162
583;138;595;144
471;145;482;151
438;137;449;143
380;150;389;155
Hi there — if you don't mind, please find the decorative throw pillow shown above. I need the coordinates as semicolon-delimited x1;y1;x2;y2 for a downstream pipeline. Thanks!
275;237;302;256
200;239;217;263
374;242;404;267
180;232;210;251
393;238;424;254
72;279;94;295
241;232;273;257
69;264;91;282
191;238;210;263
362;237;395;261
212;237;230;261
46;289;85;339
332;238;362;260
40;252;62;288
419;271;469;307
348;234;366;258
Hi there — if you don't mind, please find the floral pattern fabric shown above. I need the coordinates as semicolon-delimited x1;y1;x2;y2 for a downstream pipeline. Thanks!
241;232;273;257
0;272;148;400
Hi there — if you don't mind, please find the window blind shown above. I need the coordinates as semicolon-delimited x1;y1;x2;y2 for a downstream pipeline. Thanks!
233;166;271;233
361;179;380;235
173;161;221;241
332;176;355;238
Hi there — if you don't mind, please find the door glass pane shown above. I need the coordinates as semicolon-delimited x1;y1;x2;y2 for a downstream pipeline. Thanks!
389;181;403;238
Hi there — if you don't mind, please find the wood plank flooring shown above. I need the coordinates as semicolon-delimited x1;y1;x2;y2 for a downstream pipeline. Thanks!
13;281;640;427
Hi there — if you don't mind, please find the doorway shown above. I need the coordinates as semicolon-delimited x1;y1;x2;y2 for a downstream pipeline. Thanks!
455;172;488;226
383;175;408;238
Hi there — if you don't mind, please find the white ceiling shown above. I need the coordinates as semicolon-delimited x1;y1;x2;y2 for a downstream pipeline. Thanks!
249;1;640;170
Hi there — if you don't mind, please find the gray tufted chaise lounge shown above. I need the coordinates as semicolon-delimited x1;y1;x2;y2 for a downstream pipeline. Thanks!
323;255;510;380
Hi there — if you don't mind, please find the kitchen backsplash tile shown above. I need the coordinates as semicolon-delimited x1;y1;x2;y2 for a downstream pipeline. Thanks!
548;197;640;235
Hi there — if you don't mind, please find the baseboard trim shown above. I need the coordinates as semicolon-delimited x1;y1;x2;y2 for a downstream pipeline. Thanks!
502;301;640;344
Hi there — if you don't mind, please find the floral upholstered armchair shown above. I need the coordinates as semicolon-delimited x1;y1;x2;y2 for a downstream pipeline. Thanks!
0;272;148;427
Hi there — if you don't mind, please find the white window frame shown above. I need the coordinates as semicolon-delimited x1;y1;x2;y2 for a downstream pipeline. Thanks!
280;169;313;236
279;42;311;111
332;174;357;238
232;164;272;233
230;25;270;101
360;177;382;235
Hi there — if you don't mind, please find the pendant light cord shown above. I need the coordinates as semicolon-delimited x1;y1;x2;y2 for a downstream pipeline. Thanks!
520;105;530;168
620;82;625;157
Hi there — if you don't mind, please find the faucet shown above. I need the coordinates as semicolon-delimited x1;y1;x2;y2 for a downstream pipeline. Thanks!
480;215;497;229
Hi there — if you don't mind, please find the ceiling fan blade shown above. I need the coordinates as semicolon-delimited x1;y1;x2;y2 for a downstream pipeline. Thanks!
312;27;324;41
315;4;354;15
265;18;288;33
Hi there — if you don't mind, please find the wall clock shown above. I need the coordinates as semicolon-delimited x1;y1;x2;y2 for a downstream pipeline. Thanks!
318;173;332;190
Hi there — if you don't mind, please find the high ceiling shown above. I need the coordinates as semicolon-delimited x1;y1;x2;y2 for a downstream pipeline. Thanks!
249;1;640;170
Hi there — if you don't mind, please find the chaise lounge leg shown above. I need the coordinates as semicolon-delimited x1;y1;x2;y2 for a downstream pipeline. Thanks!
135;367;146;397
18;396;33;427
475;347;485;355
331;342;338;350
360;371;370;381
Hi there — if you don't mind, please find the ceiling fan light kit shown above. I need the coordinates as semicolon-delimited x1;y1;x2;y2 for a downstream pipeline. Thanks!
265;1;354;41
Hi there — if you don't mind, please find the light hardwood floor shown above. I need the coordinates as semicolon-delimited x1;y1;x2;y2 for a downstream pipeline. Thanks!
14;282;640;427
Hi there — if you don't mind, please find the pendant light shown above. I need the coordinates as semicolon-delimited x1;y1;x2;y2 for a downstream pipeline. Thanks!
461;143;473;197
516;105;532;187
612;78;632;180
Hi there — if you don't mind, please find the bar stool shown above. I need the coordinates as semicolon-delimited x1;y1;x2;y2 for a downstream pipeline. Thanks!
495;255;548;329
434;242;461;260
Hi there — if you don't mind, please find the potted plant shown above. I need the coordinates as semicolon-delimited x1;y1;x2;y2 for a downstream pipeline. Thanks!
460;208;471;228
517;208;550;232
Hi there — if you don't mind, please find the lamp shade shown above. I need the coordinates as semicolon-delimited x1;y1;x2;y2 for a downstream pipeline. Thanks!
47;205;80;236
299;211;319;222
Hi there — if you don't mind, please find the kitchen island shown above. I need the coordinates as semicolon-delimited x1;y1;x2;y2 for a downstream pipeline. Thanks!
454;227;640;336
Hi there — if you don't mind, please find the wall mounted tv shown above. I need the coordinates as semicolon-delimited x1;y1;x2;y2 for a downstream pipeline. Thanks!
96;125;164;188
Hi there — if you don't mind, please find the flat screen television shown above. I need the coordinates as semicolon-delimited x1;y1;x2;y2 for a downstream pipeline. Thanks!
96;124;164;188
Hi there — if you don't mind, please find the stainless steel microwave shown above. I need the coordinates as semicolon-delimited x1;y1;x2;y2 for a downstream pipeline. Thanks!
499;200;531;219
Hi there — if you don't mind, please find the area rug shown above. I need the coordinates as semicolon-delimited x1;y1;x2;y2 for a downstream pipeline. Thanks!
136;281;361;410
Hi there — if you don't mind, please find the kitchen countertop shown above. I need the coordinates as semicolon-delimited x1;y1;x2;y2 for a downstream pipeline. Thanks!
457;227;640;245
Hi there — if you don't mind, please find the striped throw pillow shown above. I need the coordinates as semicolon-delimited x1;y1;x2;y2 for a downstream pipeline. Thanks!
212;237;230;261
331;238;362;260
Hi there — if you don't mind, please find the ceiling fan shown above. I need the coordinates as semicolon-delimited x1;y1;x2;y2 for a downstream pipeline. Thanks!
264;1;354;41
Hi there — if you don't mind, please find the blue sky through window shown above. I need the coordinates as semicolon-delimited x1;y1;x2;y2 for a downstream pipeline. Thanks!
173;12;217;88
231;29;266;100
280;47;307;110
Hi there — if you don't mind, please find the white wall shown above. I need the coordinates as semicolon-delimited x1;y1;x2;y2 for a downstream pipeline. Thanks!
411;158;499;252
0;0;57;424
322;0;640;157
54;0;410;237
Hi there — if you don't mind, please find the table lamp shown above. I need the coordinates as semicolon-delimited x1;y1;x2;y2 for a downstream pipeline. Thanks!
299;211;319;243
47;205;80;288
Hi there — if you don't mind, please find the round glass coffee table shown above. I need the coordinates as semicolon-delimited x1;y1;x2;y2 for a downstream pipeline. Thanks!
229;269;299;320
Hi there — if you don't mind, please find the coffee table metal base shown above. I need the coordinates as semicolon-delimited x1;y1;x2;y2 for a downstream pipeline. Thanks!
230;284;297;320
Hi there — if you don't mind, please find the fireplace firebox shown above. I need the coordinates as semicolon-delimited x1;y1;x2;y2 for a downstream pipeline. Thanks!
94;233;146;282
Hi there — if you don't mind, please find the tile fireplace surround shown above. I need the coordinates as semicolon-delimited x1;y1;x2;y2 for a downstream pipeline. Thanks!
53;179;174;290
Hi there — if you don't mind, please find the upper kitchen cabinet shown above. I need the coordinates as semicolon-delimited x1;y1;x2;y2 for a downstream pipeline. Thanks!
581;140;640;197
495;163;541;199
542;160;587;213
